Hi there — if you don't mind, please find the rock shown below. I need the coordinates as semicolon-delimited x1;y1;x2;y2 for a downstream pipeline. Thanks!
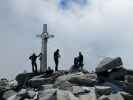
0;78;10;92
98;93;124;100
125;82;133;94
28;77;54;88
41;84;53;90
55;72;96;87
9;80;18;89
68;76;96;86
109;68;126;80
125;75;133;83
95;86;112;95
18;88;27;96
39;89;57;100
2;90;17;100
108;93;124;100
125;69;133;75
103;82;124;93
27;89;36;98
54;81;73;91
15;72;42;89
56;89;79;100
78;87;97;100
72;86;90;95
119;91;133;100
98;95;110;100
79;94;97;100
6;95;21;100
96;57;123;73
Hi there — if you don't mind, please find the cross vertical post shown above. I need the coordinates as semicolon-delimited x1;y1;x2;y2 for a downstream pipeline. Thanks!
37;24;54;72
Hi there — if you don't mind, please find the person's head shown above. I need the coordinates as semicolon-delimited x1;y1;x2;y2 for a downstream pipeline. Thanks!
56;49;59;52
79;52;82;56
33;53;36;56
48;66;51;70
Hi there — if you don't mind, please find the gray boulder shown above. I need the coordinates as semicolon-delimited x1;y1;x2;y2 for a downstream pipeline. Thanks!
54;81;73;91
125;75;133;83
98;95;110;100
56;89;79;100
108;93;124;100
41;84;53;90
0;78;10;92
95;86;112;96
109;68;126;80
28;77;54;88
119;91;133;100
125;82;133;94
15;72;41;88
78;87;97;100
96;57;123;73
27;89;36;98
2;90;17;100
98;93;124;100
72;86;90;95
55;72;96;87
39;89;57;100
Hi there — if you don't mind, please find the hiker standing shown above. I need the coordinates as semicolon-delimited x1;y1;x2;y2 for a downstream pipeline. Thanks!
78;52;84;69
54;49;61;71
29;53;40;73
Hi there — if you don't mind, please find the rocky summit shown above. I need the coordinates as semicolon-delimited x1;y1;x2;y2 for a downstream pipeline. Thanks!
1;57;133;100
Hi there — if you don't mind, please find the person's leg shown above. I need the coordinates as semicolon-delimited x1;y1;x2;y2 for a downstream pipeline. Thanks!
34;63;37;73
32;63;34;72
56;61;58;71
55;59;58;71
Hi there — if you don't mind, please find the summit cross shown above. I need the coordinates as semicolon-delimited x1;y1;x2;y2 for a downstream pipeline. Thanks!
37;24;54;72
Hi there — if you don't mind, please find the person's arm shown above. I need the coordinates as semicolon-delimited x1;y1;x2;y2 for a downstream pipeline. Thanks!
58;53;61;58
29;56;32;60
37;53;42;57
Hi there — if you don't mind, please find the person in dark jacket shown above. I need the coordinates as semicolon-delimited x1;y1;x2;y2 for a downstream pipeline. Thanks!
54;49;60;71
78;52;84;69
29;53;40;73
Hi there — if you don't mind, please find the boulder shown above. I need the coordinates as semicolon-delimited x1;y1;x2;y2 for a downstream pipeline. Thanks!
119;91;133;100
9;80;18;89
108;93;124;100
56;89;79;100
96;57;123;73
41;84;53;90
98;95;110;100
98;93;124;100
125;82;133;94
103;82;124;93
17;88;27;96
28;77;54;88
109;68;126;80
54;81;73;91
2;90;17;100
39;89;57;100
55;72;96;87
125;69;133;75
15;72;41;89
95;86;112;95
0;78;10;92
27;89;36;98
72;86;90;95
78;87;97;100
125;75;133;83
5;95;21;100
79;94;97;100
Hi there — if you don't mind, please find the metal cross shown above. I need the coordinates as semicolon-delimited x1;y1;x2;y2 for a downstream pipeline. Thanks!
36;24;54;72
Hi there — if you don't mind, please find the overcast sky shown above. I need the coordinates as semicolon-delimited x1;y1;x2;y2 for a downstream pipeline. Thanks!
0;0;133;79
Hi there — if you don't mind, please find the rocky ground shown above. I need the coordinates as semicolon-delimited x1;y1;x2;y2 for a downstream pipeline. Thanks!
1;57;133;100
